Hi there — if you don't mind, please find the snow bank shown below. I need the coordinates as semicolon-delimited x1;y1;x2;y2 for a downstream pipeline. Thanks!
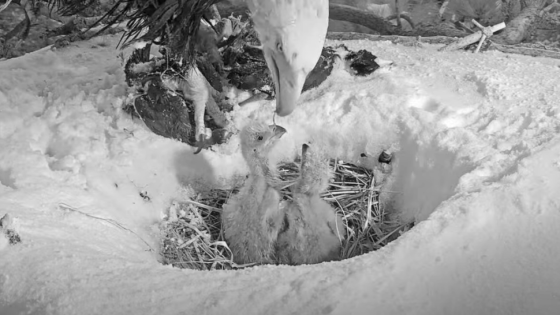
1;34;560;315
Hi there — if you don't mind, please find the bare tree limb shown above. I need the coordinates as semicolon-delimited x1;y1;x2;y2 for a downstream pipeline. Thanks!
326;32;457;45
217;2;470;38
0;0;12;14
488;41;560;59
386;13;416;29
329;3;396;34
395;0;402;29
439;22;506;51
217;2;398;34
495;0;547;44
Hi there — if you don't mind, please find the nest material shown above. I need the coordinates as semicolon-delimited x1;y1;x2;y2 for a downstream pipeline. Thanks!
123;48;232;147
160;201;236;270
160;159;412;271
0;213;21;245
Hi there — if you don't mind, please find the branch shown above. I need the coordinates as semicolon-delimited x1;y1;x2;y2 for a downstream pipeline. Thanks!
2;1;31;42
439;22;505;51
494;0;547;44
326;32;457;45
48;16;111;37
217;2;399;34
0;0;12;14
329;3;395;34
487;42;560;60
216;2;472;38
385;13;416;29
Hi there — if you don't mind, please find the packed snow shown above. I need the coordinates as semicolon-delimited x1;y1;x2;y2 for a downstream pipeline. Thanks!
1;33;560;315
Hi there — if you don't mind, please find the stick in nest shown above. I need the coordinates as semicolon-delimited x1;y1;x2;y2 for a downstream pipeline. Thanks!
160;200;255;270
277;158;410;259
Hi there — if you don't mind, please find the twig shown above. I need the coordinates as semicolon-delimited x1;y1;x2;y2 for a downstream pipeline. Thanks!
183;199;222;213
439;22;506;52
471;19;489;53
238;93;268;106
0;0;12;14
58;203;154;251
487;41;560;59
363;175;376;230
373;223;408;246
439;0;449;17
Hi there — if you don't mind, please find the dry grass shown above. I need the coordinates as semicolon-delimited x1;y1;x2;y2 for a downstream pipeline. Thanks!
319;160;412;259
159;200;240;270
160;159;412;270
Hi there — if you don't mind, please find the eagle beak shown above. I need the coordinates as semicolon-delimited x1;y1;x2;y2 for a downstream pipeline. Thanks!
264;48;307;117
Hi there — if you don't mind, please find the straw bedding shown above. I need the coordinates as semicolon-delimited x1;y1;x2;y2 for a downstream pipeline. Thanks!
160;158;412;270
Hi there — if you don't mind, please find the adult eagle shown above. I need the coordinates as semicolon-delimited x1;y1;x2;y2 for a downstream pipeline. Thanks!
245;0;329;116
53;0;329;117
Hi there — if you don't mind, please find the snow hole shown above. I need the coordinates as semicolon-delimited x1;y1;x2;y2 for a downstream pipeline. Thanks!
157;110;475;270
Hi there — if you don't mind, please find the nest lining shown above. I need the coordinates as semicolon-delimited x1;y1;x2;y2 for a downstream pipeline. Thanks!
160;159;411;271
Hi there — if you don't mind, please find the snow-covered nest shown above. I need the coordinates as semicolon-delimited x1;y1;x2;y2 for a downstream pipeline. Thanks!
2;32;560;315
159;157;409;271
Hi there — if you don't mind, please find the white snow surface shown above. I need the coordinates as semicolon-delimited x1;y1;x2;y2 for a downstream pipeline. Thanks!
1;34;560;315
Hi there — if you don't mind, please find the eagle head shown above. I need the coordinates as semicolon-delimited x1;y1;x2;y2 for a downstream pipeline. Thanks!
247;0;329;117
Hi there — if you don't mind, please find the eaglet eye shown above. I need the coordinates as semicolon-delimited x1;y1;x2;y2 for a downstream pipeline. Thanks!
257;135;264;141
276;42;283;52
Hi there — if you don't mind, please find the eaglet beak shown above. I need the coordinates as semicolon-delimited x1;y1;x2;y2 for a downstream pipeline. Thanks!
264;48;308;117
261;124;286;150
301;143;310;168
268;124;287;141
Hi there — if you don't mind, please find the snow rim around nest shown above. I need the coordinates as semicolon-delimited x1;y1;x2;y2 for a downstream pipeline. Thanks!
2;30;560;315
